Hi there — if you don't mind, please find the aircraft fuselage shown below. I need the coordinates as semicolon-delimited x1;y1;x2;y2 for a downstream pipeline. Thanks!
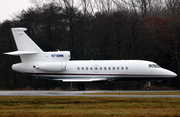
12;60;176;82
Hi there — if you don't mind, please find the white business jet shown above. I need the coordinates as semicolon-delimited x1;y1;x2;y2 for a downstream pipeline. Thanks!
4;28;177;90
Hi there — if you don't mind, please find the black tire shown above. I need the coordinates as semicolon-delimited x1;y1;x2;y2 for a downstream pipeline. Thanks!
78;83;85;91
146;87;150;91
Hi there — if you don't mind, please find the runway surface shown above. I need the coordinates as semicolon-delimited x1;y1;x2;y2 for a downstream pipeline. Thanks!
0;90;180;97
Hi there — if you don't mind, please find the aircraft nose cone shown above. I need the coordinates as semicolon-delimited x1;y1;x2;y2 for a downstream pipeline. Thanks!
162;69;177;78
167;70;177;78
171;72;177;77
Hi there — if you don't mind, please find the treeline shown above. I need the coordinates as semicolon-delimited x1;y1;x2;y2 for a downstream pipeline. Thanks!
0;0;180;90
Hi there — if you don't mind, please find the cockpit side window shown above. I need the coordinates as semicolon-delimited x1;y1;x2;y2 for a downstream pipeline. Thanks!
149;64;153;68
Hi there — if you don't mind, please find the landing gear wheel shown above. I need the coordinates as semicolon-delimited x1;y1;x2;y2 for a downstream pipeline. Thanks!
146;87;150;91
77;83;85;91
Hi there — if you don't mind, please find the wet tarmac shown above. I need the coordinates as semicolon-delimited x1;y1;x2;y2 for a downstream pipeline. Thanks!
0;90;180;98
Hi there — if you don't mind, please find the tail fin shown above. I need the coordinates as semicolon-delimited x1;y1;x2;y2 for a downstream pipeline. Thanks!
11;28;42;53
4;28;43;62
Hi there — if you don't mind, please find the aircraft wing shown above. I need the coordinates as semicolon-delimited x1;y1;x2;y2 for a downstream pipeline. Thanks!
55;78;107;82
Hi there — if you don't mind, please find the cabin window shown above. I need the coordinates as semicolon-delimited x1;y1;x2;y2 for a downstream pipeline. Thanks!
82;67;84;70
121;67;124;70
117;67;119;70
126;67;128;70
104;67;107;70
90;67;93;70
77;67;80;70
108;67;111;70
86;67;88;70
100;67;102;70
113;67;115;70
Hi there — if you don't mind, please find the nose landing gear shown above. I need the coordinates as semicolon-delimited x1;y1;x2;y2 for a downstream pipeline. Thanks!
145;81;151;91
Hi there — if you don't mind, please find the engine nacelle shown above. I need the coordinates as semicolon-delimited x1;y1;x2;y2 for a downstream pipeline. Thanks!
35;62;67;72
12;63;26;73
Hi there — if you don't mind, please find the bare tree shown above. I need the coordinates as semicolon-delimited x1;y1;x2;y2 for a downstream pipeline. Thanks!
30;0;50;8
165;0;180;16
120;0;164;18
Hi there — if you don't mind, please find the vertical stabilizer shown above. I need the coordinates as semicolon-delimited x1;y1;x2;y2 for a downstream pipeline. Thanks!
11;28;43;53
4;28;43;63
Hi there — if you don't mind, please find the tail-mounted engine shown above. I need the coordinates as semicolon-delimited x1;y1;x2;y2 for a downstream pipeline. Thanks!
34;62;67;72
33;51;70;72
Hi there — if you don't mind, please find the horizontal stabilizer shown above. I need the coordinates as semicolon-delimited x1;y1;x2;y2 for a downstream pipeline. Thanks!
60;78;107;82
4;51;38;56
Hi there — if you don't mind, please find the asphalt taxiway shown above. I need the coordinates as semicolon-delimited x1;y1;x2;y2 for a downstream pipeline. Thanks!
0;90;180;98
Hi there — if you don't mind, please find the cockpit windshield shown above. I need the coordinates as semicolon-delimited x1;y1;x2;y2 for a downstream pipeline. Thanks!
149;64;161;68
153;64;157;68
156;64;161;68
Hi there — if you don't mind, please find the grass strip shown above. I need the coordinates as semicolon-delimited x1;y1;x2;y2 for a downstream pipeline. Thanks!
0;96;180;116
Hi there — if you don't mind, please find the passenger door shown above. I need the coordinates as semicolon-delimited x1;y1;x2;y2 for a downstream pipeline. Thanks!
94;65;99;73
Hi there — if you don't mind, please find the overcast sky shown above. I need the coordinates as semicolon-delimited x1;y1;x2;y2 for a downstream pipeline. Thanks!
0;0;33;22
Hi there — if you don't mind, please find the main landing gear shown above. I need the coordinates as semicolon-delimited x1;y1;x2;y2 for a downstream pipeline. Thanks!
145;81;151;91
77;83;85;91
